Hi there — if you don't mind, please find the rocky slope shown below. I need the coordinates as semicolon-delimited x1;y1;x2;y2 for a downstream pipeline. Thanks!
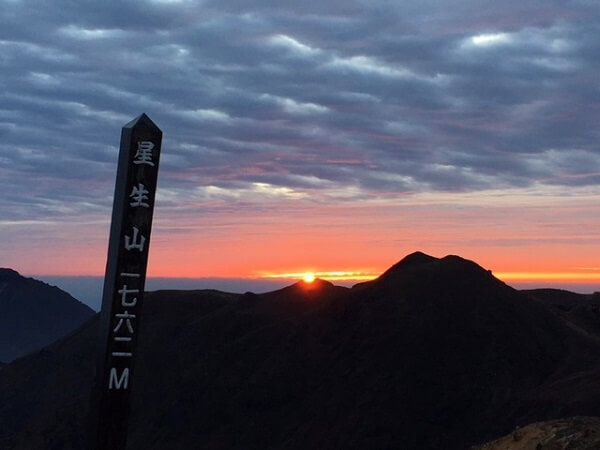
472;416;600;449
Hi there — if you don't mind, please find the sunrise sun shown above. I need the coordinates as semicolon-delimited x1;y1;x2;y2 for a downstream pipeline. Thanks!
303;272;316;283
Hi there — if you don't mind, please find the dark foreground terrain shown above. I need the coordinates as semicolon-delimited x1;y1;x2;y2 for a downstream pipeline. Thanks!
2;252;600;449
0;268;94;362
472;416;600;449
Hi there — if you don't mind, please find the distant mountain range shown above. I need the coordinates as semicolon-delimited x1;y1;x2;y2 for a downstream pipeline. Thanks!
0;268;95;363
1;252;600;449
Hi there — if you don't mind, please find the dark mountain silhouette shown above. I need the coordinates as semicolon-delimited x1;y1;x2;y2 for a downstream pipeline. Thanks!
0;268;95;362
523;288;600;338
1;253;600;449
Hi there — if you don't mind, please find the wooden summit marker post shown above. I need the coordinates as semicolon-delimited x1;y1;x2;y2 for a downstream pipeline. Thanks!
89;113;162;450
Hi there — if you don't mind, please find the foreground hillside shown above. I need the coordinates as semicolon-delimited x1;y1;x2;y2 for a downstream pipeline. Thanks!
472;417;600;449
0;268;95;362
1;253;600;449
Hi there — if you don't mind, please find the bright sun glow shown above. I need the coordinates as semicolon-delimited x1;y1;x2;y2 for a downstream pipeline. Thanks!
260;270;378;282
303;272;316;283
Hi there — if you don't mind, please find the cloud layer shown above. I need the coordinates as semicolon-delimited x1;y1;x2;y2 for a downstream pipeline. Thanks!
2;0;600;277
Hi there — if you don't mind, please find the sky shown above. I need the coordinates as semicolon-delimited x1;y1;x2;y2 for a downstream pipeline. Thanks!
2;0;600;299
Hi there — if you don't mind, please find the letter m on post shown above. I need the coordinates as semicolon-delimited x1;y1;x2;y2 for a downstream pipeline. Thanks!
109;367;130;390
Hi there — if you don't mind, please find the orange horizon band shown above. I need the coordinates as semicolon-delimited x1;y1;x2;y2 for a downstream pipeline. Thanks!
259;271;378;281
260;271;600;284
495;272;600;282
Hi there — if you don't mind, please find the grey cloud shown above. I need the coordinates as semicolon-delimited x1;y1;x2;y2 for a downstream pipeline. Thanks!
2;0;600;230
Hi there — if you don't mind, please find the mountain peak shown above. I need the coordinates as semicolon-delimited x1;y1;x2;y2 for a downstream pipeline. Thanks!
354;251;497;293
0;268;22;282
281;278;341;298
0;271;95;362
293;278;335;289
379;251;439;277
261;278;349;307
399;251;439;266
